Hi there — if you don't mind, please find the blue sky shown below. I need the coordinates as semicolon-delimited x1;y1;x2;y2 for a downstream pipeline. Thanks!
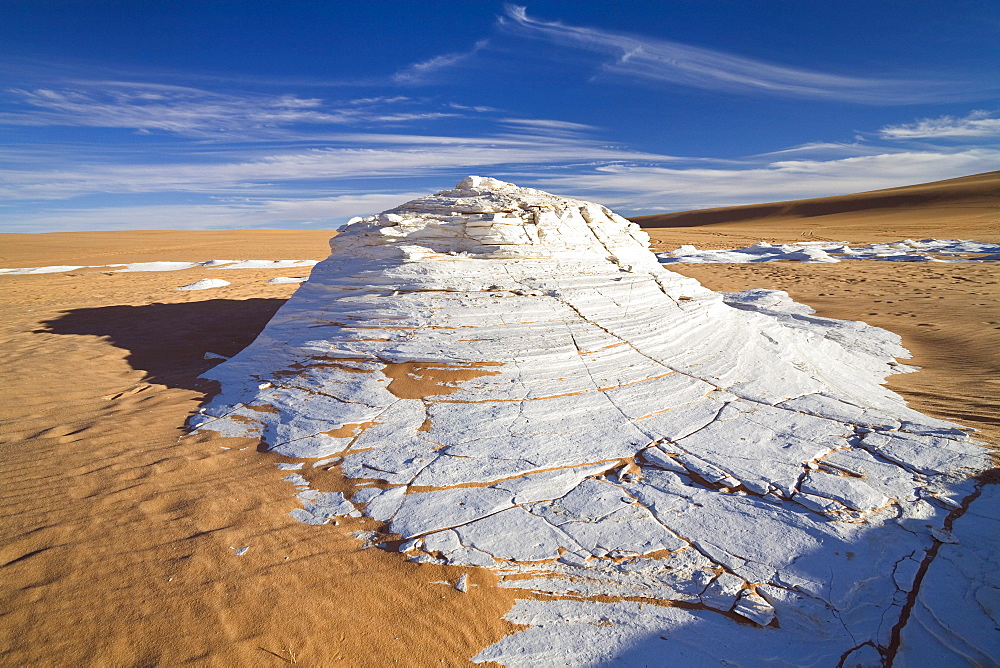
2;1;998;232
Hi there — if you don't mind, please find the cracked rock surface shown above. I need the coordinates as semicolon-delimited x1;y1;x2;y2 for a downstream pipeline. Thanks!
192;176;993;665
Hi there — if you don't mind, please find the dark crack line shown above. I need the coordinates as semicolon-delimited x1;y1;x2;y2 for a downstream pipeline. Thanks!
884;478;987;665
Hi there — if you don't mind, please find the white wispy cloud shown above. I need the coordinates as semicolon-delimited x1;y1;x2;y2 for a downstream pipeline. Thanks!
1;82;460;138
0;192;428;232
448;102;498;112
499;5;985;104
348;95;411;105
499;117;598;135
367;112;462;123
4;66;996;232
6;145;993;231
4;83;336;133
0;133;686;201
522;148;1000;211
392;40;489;84
752;142;901;159
879;110;1000;139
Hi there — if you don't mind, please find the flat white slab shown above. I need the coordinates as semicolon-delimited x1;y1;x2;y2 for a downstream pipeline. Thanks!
176;278;230;291
217;260;318;270
0;264;89;274
266;276;309;284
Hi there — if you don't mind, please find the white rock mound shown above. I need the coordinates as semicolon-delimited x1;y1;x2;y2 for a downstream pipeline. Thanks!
193;177;992;665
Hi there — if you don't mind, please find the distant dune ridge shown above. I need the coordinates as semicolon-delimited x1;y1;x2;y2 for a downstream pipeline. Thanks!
631;170;1000;245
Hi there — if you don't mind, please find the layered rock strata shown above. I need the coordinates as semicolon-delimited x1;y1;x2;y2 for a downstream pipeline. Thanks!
193;177;992;665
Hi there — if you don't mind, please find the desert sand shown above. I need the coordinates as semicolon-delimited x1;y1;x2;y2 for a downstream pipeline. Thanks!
0;236;520;666
1;172;997;665
633;170;1000;248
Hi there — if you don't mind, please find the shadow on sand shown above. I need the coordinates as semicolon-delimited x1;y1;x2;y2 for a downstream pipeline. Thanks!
38;298;286;392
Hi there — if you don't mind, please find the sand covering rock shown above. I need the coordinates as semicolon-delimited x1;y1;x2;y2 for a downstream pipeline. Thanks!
192;177;993;664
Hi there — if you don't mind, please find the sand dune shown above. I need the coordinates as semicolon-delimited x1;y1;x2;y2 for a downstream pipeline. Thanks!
0;175;997;665
633;170;1000;249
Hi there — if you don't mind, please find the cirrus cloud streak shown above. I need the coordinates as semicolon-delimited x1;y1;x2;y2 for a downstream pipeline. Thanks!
498;5;991;105
521;148;1000;211
0;133;685;201
879;110;1000;140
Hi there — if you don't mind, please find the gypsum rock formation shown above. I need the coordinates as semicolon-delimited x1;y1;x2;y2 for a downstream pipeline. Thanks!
192;176;993;666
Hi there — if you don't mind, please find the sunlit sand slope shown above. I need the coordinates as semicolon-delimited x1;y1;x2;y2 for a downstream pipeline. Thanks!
633;170;1000;248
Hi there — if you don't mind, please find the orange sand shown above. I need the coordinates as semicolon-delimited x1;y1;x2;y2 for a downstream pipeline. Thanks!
0;245;518;667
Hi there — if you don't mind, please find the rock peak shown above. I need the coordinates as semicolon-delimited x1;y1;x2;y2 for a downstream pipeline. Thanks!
453;175;515;191
337;177;656;266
